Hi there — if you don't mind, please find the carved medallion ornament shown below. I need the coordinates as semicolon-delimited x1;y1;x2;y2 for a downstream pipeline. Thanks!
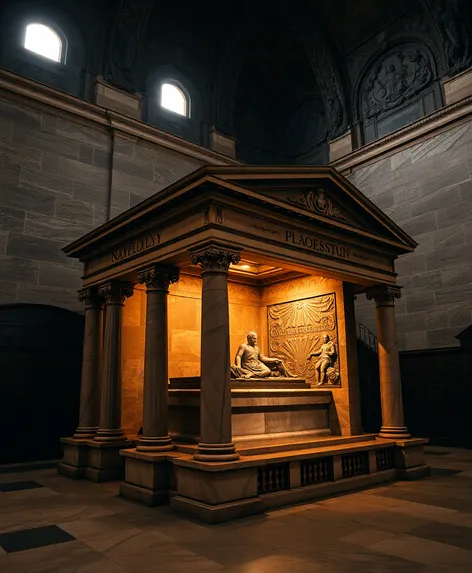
78;287;103;309
138;265;180;291
98;281;134;304
191;246;241;273
267;294;341;386
288;189;350;223
363;48;433;119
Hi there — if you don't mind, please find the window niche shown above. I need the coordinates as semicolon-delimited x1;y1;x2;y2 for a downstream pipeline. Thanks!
0;4;85;97
145;68;204;145
24;22;64;63
358;44;442;145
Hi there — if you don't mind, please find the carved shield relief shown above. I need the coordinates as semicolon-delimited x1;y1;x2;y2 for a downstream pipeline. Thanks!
267;294;341;386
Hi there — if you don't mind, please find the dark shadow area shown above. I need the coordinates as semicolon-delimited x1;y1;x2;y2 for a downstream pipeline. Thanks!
0;304;84;464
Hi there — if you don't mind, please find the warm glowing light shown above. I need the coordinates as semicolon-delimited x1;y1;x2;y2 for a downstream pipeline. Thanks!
160;83;187;116
240;265;251;270
24;23;62;62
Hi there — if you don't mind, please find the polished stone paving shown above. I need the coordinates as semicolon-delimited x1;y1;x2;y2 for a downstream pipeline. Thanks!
0;447;472;572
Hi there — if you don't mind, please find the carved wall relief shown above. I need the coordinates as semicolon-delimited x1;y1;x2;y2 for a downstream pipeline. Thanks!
360;43;440;142
105;0;154;92
267;293;341;386
429;0;472;75
363;48;433;119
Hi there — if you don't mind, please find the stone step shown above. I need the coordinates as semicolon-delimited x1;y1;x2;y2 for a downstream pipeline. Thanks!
235;433;379;456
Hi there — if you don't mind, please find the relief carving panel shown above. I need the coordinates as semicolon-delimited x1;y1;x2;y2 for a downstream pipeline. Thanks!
363;48;433;119
267;293;341;386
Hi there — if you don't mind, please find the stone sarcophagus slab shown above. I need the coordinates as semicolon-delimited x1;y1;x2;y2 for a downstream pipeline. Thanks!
168;377;332;443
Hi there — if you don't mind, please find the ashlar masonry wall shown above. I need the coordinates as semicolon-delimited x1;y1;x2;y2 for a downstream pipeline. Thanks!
0;95;205;312
347;120;472;350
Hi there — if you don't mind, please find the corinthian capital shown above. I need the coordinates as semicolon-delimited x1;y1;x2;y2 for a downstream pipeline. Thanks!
366;285;402;306
98;280;134;304
190;243;242;272
138;265;180;291
78;287;103;309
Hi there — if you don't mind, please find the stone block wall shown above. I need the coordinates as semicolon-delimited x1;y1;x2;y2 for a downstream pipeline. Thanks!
0;96;203;312
348;120;472;350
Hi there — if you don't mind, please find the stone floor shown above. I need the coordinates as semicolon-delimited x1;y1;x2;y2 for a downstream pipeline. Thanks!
1;447;472;572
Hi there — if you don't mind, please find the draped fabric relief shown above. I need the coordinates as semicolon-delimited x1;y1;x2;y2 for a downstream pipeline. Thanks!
268;294;340;385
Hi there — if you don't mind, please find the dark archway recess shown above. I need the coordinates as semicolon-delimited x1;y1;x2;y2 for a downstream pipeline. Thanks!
234;20;328;166
0;304;84;465
357;341;381;434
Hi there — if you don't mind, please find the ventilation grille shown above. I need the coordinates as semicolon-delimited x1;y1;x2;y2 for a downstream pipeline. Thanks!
257;463;290;495
342;452;369;478
300;457;333;486
376;448;395;471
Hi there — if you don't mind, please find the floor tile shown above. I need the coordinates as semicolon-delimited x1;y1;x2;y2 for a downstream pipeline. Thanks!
0;480;43;492
408;521;472;551
0;524;75;553
370;534;472;566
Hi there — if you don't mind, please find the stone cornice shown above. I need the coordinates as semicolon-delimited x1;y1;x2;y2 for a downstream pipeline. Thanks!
331;94;472;172
0;68;241;167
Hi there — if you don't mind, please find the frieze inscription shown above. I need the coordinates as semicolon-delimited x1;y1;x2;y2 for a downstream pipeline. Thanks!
285;230;351;259
111;231;161;263
268;294;340;386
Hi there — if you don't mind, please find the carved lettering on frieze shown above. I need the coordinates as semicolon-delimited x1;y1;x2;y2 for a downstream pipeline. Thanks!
268;294;340;386
285;230;351;260
111;231;161;263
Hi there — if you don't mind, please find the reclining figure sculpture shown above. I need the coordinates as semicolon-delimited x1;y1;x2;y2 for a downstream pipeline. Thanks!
230;331;296;379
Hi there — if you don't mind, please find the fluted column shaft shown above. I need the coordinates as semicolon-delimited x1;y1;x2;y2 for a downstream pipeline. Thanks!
191;243;242;461
74;287;103;438
94;280;134;442
137;265;179;452
367;285;410;439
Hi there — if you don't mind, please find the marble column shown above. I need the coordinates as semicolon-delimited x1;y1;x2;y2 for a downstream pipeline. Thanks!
191;243;242;461
366;285;410;439
73;287;104;439
94;280;134;442
136;265;180;452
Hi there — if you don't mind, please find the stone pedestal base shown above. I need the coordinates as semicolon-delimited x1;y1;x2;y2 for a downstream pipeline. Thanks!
119;449;177;506
86;439;133;482
171;457;262;524
393;437;430;480
172;495;263;524
58;438;90;479
58;437;133;482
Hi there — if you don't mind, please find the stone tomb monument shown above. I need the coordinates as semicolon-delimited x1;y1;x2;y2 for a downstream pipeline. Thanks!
59;166;429;523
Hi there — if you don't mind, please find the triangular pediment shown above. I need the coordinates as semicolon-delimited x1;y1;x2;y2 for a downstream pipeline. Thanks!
206;167;416;251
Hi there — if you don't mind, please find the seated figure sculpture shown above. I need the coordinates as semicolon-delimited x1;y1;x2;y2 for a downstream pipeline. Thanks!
231;331;296;379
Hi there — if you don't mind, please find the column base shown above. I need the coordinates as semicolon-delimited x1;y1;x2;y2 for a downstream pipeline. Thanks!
393;437;429;477
136;435;174;452
379;426;411;440
73;426;99;439
58;436;133;482
194;442;239;462
119;448;178;505
58;437;90;479
87;439;133;481
93;429;126;442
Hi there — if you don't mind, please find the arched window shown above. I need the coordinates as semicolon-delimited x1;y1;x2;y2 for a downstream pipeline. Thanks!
24;23;63;63
160;82;188;117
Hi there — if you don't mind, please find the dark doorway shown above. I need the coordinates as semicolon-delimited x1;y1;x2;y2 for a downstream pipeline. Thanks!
0;304;84;465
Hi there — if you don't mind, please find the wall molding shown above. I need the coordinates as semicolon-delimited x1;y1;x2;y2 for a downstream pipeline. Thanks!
0;68;241;167
331;93;472;173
